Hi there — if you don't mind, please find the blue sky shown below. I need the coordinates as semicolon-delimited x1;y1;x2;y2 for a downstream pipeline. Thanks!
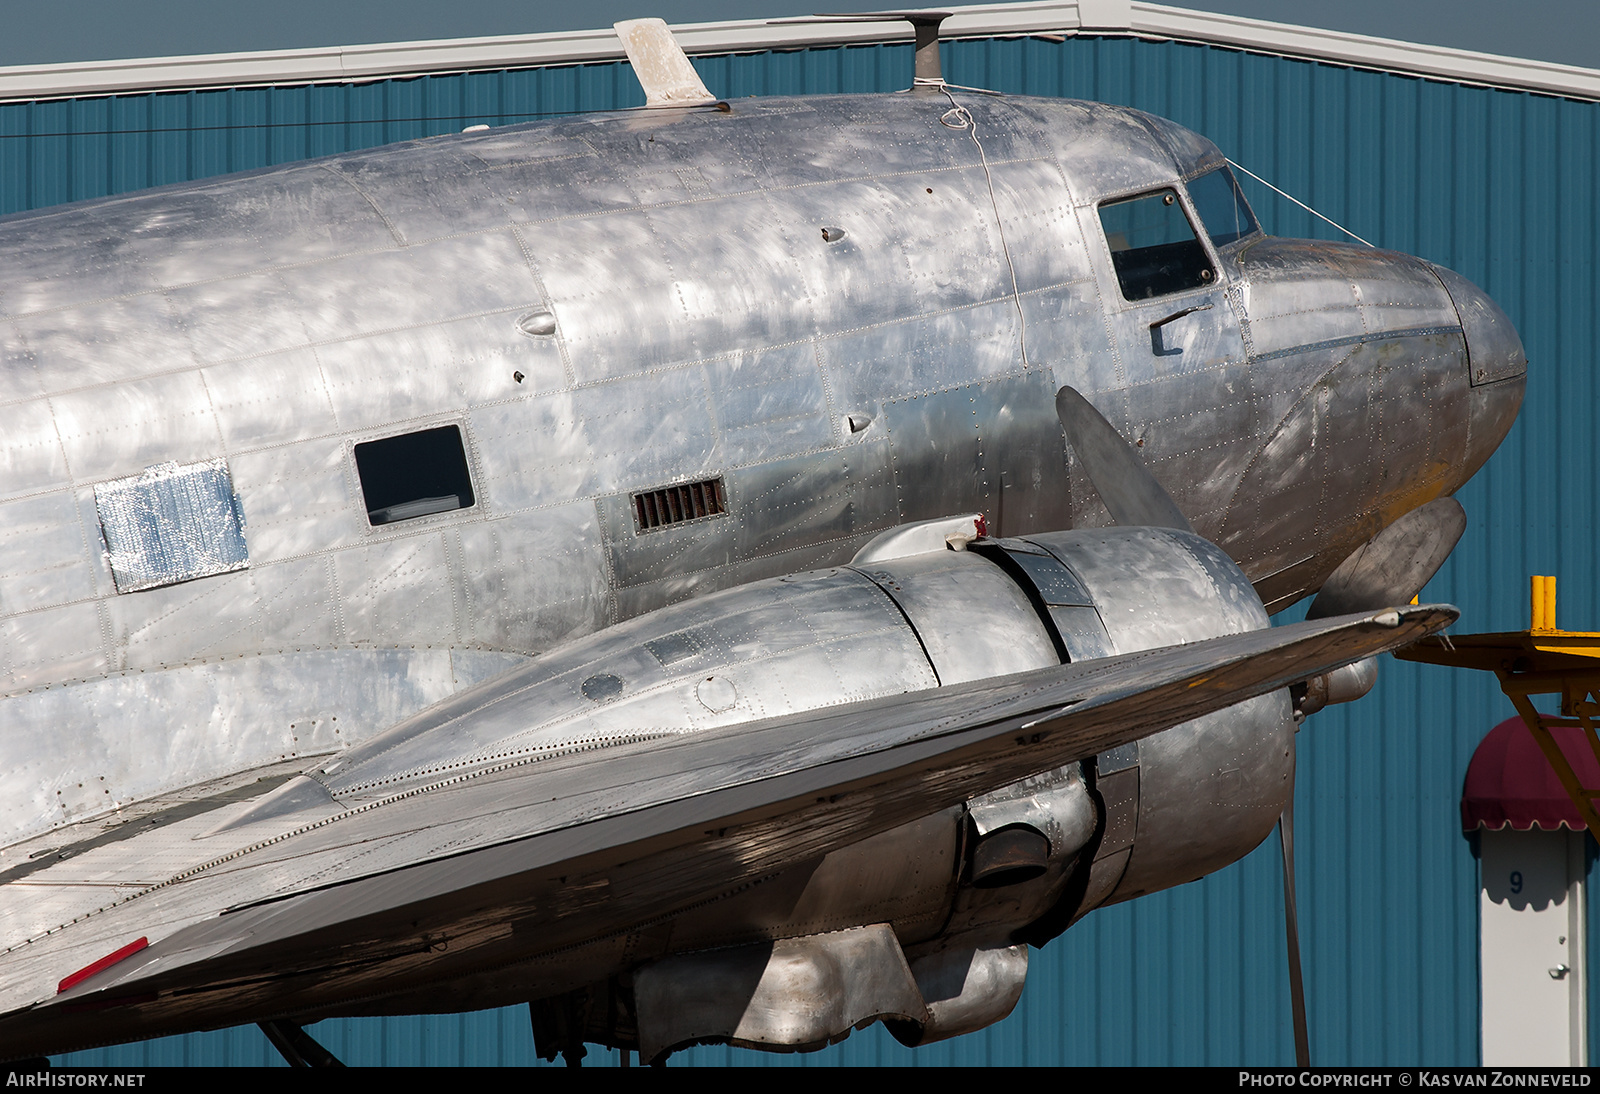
2;1;1595;70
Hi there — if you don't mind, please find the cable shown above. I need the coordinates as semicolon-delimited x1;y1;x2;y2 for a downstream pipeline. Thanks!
1226;157;1375;248
938;85;1034;371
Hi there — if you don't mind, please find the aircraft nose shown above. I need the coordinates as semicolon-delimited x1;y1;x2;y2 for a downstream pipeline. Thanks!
1433;264;1528;386
1432;264;1527;482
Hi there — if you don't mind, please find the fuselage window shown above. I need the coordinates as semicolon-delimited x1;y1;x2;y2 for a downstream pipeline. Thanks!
1099;188;1214;300
95;458;249;593
1187;166;1260;248
354;425;476;526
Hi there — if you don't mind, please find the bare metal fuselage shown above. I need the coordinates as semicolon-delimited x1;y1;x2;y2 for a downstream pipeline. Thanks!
0;88;1523;1056
0;91;1520;843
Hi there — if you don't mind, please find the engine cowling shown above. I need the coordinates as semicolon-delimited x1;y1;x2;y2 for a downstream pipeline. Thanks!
303;524;1294;1062
1012;527;1294;912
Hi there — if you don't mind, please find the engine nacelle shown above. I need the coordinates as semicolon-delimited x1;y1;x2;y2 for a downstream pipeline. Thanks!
1008;528;1294;912
309;525;1295;1062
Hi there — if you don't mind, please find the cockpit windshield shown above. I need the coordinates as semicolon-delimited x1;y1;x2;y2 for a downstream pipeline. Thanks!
1187;165;1259;247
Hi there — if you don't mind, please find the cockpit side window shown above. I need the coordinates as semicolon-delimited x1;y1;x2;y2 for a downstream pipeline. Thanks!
1099;189;1214;301
1187;166;1259;248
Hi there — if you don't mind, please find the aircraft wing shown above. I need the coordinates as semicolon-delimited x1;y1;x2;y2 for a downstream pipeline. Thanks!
0;604;1452;1058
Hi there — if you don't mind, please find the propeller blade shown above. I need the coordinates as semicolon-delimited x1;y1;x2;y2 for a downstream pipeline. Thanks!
1278;798;1310;1068
1055;386;1193;533
1307;497;1465;619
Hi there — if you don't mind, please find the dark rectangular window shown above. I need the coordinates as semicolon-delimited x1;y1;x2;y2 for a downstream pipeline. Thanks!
1099;188;1214;300
634;477;726;532
354;425;476;526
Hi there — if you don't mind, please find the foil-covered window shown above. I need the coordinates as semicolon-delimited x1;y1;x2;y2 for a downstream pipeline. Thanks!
95;459;249;593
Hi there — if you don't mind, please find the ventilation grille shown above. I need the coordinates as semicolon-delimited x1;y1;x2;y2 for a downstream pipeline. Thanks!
634;477;726;532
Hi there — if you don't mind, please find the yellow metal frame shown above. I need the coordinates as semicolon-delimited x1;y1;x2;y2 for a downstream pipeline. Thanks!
1396;576;1600;842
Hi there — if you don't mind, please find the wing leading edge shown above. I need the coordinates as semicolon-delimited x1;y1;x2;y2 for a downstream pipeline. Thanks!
0;604;1453;1059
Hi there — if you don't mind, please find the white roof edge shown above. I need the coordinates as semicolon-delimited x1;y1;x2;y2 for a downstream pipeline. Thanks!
0;0;1595;104
1125;2;1600;100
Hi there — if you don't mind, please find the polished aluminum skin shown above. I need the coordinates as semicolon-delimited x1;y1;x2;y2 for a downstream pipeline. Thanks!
0;91;1523;840
0;77;1523;1062
0;522;1329;1061
0;545;1455;1061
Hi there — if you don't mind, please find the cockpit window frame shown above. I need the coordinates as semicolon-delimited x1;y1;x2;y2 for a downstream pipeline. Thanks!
1095;183;1221;303
1181;162;1263;252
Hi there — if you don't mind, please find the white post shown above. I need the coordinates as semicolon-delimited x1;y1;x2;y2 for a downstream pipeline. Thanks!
1480;827;1588;1065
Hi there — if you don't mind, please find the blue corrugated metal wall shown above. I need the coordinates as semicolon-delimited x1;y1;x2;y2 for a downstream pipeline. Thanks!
15;32;1596;1066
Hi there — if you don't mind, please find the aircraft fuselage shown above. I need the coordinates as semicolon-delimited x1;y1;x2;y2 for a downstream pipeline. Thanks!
0;90;1521;851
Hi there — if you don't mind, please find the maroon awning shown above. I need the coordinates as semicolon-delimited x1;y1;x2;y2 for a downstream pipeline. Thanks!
1462;716;1600;832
